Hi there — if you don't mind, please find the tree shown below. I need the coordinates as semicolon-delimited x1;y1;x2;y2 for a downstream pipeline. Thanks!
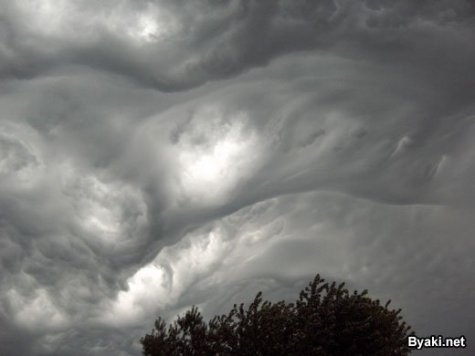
141;274;413;355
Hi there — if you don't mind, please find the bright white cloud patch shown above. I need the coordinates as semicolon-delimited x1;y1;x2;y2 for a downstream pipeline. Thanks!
102;226;228;326
101;264;169;326
127;6;180;43
176;106;261;204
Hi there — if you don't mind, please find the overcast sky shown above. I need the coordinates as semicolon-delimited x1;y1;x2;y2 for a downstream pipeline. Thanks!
1;0;474;355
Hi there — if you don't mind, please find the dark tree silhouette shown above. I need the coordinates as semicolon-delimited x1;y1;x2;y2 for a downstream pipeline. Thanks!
141;274;413;356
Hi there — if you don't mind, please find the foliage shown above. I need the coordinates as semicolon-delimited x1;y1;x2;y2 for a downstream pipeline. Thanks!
141;274;413;355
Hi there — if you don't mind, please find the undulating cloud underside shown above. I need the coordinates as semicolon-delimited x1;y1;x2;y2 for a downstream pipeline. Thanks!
0;1;474;355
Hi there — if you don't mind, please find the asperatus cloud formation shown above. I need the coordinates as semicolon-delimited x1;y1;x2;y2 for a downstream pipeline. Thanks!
0;1;474;355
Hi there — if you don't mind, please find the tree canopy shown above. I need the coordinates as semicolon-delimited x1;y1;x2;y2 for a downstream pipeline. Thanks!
141;274;413;355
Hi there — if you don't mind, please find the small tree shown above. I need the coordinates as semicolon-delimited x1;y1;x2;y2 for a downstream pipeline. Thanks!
141;274;413;355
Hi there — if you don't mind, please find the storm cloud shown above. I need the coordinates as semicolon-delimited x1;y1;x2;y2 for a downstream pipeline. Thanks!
1;0;474;355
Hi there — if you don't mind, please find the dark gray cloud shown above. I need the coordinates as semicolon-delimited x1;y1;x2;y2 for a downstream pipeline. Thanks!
2;0;473;91
1;0;474;355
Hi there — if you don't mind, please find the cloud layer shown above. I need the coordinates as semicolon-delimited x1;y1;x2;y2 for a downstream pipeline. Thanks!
1;0;474;355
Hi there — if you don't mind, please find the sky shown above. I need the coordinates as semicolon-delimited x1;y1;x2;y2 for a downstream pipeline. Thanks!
0;0;474;355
